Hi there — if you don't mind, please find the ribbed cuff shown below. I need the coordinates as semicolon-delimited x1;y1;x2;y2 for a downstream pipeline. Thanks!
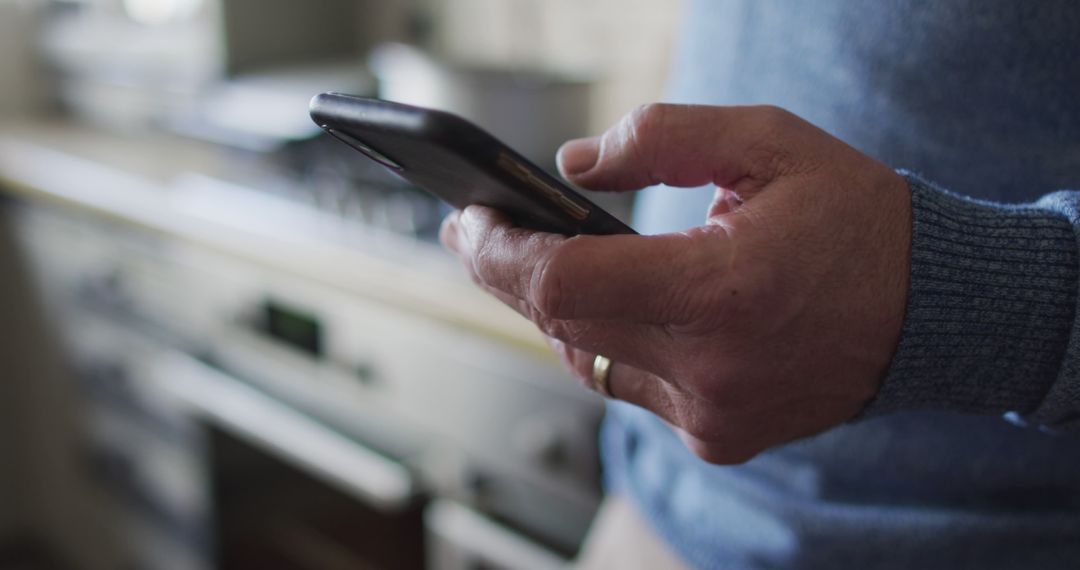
863;173;1078;417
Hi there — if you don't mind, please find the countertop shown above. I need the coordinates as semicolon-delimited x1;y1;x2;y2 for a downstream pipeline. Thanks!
0;119;550;356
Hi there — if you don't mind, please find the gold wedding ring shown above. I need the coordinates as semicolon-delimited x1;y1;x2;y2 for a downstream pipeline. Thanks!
592;354;614;398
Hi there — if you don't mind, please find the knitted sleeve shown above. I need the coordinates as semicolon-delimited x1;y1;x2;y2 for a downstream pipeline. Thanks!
863;173;1080;431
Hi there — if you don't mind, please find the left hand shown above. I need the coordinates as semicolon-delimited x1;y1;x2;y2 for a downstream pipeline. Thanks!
441;104;911;464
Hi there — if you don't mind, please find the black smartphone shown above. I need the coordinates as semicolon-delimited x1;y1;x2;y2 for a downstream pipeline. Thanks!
309;92;636;236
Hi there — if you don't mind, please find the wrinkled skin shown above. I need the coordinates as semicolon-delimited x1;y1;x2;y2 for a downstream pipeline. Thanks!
441;104;912;464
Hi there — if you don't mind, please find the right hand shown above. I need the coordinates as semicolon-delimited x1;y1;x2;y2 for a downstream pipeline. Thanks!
442;103;912;463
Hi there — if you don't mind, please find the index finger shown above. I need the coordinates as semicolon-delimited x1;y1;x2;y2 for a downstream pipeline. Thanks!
458;205;733;324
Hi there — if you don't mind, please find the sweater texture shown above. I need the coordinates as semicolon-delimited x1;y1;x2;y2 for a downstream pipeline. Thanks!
608;1;1080;568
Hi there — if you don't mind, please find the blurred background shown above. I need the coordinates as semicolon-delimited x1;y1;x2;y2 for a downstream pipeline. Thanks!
0;0;680;568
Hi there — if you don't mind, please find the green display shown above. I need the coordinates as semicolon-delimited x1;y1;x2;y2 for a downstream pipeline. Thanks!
263;300;323;358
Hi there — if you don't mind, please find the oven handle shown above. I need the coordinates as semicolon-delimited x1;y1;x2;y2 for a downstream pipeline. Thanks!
146;349;417;512
425;500;569;570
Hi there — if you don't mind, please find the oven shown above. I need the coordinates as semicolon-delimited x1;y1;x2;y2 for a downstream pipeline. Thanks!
7;185;603;568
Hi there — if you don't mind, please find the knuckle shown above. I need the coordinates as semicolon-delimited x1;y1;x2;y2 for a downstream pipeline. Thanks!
679;420;762;465
755;104;794;128
627;103;669;141
681;354;766;411
680;408;727;442
678;361;718;392
532;312;572;343
751;105;803;177
535;316;561;340
553;341;594;389
556;321;591;348
687;370;730;405
529;239;577;318
689;441;761;465
466;269;485;288
623;104;669;163
668;343;738;397
470;232;500;286
526;302;553;330
530;256;565;318
746;105;814;179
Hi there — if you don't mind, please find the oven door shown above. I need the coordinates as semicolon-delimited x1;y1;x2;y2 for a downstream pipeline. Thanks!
425;500;569;570
147;350;426;569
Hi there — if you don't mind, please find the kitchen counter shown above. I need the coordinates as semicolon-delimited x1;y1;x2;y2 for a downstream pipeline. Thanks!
0;118;605;570
0;119;551;356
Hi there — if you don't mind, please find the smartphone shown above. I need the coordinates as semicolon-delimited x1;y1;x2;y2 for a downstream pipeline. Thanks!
309;93;636;236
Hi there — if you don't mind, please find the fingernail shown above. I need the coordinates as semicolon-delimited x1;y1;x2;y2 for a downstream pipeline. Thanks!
459;206;481;244
557;137;600;176
439;212;460;251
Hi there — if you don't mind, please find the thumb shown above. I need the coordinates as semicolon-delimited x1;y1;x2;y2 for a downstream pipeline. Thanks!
557;104;796;193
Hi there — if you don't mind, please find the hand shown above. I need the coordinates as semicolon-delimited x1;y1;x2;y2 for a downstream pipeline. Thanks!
441;104;911;464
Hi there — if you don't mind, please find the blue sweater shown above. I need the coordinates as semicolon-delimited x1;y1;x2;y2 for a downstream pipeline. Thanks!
606;1;1080;568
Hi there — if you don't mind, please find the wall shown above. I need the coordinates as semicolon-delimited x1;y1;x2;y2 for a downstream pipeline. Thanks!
0;0;43;118
0;209;35;547
0;0;42;543
426;0;684;133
